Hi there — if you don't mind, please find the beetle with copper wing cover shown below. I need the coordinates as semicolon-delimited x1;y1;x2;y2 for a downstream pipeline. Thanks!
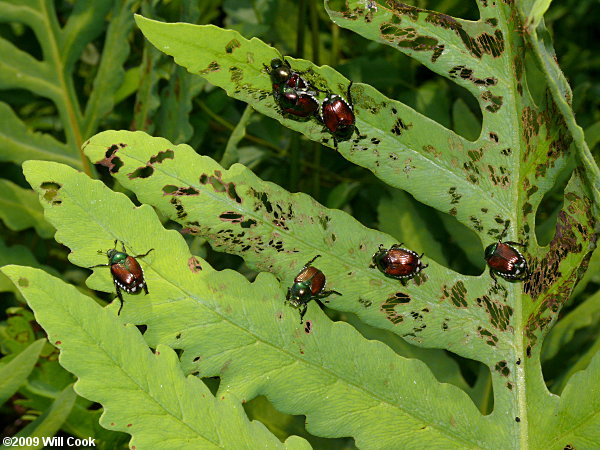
371;244;428;281
286;255;341;323
89;240;154;314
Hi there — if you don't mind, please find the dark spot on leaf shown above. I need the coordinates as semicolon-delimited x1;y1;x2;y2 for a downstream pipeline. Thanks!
469;216;483;232
449;207;457;216
230;66;243;83
482;91;503;113
40;181;62;205
225;39;241;53
55;340;62;345
170;197;187;219
515;417;520;423
494;360;510;377
240;219;257;228
379;22;444;63
489;132;499;142
200;61;220;74
449;65;497;86
476;295;513;331
391;117;410;135
129;165;154;179
359;298;372;308
96;144;124;173
200;171;242;203
380;292;411;324
441;281;467;308
448;187;461;204
477;326;499;346
304;321;312;333
219;212;243;223
163;185;200;196
18;277;29;287
188;256;202;273
149;149;174;164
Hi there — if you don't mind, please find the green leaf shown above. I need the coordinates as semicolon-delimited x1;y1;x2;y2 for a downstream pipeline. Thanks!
3;264;310;449
0;179;54;238
221;104;253;168
22;160;501;448
82;0;137;138
542;290;600;362
134;15;515;233
13;384;77;448
0;102;78;167
533;352;600;448
452;98;480;142
0;241;54;296
83;130;511;367
0;338;45;406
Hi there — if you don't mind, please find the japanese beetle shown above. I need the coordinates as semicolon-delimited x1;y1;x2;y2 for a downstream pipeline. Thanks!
321;82;357;144
267;58;319;118
277;86;320;118
268;58;308;91
286;255;341;323
89;240;154;314
484;241;528;283
371;244;428;281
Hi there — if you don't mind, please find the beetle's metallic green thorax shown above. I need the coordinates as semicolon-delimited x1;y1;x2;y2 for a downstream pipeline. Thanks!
288;280;312;305
107;249;128;265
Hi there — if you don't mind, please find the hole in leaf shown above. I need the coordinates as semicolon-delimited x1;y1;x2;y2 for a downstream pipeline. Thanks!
535;170;570;247
243;395;356;447
542;323;597;395
0;22;43;61
201;376;220;396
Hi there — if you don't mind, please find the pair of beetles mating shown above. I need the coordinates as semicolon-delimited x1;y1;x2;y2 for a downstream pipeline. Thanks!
286;236;529;323
266;58;357;144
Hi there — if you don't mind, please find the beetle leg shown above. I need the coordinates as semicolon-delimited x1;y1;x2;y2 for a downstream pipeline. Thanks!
143;282;149;295
489;269;500;288
88;263;110;268
299;304;307;324
320;289;341;299
115;284;124;315
390;243;405;249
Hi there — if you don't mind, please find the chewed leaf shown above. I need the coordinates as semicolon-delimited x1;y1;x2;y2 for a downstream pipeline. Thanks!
84;130;522;367
135;15;522;235
19;161;498;448
2;265;310;449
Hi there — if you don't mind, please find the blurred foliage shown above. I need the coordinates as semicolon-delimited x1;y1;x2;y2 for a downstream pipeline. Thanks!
0;0;598;447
